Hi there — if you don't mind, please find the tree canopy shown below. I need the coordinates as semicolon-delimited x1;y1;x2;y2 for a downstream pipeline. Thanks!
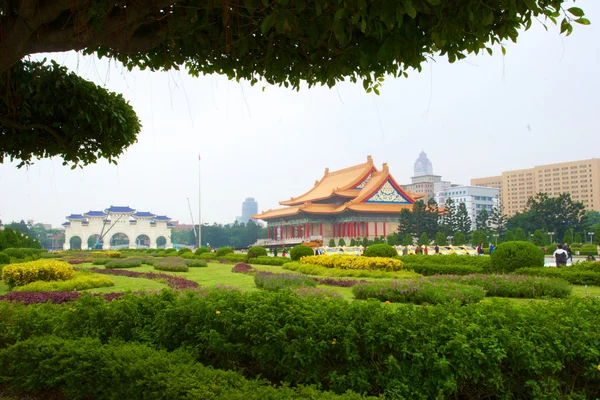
0;0;589;166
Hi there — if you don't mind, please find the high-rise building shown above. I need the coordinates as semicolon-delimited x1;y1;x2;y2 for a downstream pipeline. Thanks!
414;151;434;176
471;158;600;216
236;197;258;224
434;185;500;231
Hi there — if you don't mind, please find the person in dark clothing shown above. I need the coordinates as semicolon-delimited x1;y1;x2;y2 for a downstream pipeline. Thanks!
434;244;440;254
274;247;278;257
553;244;568;268
563;243;573;263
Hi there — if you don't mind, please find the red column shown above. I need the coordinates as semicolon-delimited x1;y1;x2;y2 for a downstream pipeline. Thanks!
366;222;369;238
355;222;359;238
375;222;378;237
383;222;387;237
319;222;323;236
305;222;309;239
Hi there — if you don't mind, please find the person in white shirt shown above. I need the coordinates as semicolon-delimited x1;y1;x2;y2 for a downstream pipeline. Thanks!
553;244;568;268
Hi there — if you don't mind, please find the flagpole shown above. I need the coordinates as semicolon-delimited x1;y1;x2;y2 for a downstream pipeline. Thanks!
198;154;202;248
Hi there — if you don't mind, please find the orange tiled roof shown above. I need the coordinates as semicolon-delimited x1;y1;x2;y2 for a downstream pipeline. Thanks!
253;158;419;220
279;155;376;206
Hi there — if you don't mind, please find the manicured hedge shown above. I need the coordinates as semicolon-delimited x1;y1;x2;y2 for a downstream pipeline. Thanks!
254;272;317;291
154;263;189;272
184;260;208;268
13;272;115;292
2;248;43;261
406;263;484;276
515;267;600;285
2;290;599;398
0;336;373;400
300;255;403;271
398;254;491;269
490;241;544;272
364;244;397;258
177;248;192;255
216;247;234;257
250;256;291;266
283;262;421;280
104;258;143;269
247;246;268;258
0;251;9;265
1;260;74;289
290;245;314;261
197;252;217;260
218;253;249;263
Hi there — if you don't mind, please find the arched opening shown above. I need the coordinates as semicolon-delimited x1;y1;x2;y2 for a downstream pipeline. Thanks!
88;234;101;250
69;236;82;250
110;233;130;249
156;236;167;248
135;234;150;248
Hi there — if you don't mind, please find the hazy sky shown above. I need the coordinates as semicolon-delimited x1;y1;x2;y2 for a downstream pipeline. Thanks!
1;1;599;228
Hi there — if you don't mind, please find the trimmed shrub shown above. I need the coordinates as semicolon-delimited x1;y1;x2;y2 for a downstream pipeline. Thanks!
2;248;42;261
515;267;600;285
180;252;196;259
407;264;484;276
232;263;253;273
216;247;234;257
254;271;317;291
0;336;373;400
364;244;397;258
427;274;572;298
13;272;115;292
284;262;421;279
545;244;558;254
250;256;291;266
219;253;248;263
300;255;404;271
91;259;111;265
89;268;198;289
578;244;599;256
153;263;189;272
104;258;143;269
247;246;268;258
177;248;192;256
194;247;210;255
164;248;177;255
184;260;207;268
196;252;217;260
290;245;315;261
91;250;122;258
1;260;74;289
0;251;10;265
399;254;491;269
352;279;486;305
490;241;544;273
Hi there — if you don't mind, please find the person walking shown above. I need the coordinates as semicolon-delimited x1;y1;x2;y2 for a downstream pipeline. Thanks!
273;247;278;257
563;243;572;264
402;246;409;255
489;243;495;255
476;244;484;255
282;245;287;257
553;244;568;268
424;246;429;255
415;245;422;255
434;244;440;254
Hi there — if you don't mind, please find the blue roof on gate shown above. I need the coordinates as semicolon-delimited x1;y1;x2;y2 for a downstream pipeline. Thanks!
154;215;171;221
105;206;136;213
66;214;84;220
62;221;71;226
167;222;175;227
133;211;156;218
84;211;106;217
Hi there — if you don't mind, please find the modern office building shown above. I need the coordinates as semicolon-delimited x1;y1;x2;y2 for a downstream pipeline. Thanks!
236;197;258;224
401;151;450;202
414;151;434;176
434;185;500;231
471;158;600;216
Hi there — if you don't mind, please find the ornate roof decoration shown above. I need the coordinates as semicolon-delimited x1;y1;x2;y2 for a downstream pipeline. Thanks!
254;158;417;220
105;206;136;213
133;211;156;218
154;215;172;221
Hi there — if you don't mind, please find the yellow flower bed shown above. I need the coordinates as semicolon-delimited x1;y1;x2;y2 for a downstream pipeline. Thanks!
1;260;74;289
91;250;122;258
14;272;115;292
300;255;404;271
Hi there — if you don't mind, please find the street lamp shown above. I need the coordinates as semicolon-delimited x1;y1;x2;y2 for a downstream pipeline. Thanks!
447;235;453;246
548;232;555;244
493;234;499;246
198;153;202;249
588;232;595;244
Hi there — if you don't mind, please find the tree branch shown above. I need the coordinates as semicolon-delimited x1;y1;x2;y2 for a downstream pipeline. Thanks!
0;116;66;146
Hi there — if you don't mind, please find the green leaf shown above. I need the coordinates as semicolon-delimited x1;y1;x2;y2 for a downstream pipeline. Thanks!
523;0;536;11
360;19;367;33
486;48;492;56
501;46;506;55
560;18;570;34
567;7;585;17
260;15;275;35
403;0;417;19
574;18;591;25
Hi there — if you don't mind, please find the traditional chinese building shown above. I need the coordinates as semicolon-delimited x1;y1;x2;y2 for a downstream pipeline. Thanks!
62;206;174;250
252;156;422;246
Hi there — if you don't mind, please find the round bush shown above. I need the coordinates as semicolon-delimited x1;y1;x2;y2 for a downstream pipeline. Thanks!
364;244;397;258
164;248;177;254
184;260;208;268
178;248;192;256
545;244;558;254
0;251;10;265
194;247;210;255
247;246;268;258
490;241;544;273
290;245;315;261
216;247;233;257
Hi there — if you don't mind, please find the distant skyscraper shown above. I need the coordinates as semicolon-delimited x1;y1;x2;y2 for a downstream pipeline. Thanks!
236;198;258;224
414;151;433;176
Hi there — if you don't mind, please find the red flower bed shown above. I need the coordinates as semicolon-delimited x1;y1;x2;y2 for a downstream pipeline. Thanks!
88;267;199;289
